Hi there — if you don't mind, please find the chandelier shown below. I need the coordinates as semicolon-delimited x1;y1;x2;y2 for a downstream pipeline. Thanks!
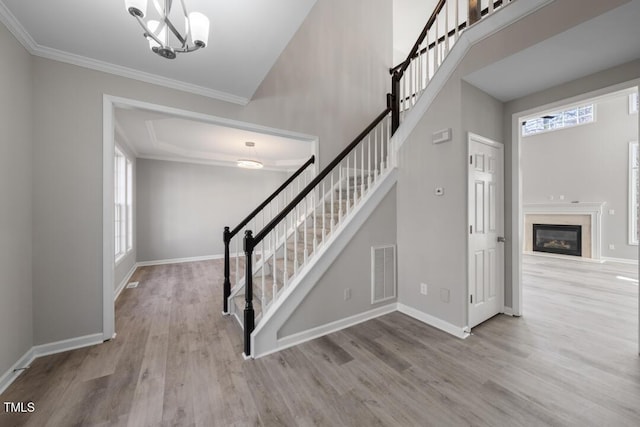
125;0;210;59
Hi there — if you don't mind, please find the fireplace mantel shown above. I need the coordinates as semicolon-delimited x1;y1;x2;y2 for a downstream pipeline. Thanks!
523;202;605;260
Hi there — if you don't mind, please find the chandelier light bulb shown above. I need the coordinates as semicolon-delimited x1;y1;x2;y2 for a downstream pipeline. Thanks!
189;12;210;48
125;0;147;18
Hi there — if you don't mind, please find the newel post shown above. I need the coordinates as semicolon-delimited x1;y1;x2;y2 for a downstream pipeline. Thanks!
390;72;401;135
223;226;231;315
243;230;255;357
468;0;481;26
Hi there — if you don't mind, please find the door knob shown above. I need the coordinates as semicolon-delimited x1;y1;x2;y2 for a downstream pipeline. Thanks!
497;236;506;243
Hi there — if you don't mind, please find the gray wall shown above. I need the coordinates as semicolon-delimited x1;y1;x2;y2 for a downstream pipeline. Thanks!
113;141;137;291
396;76;503;328
521;91;638;260
279;187;397;337
26;0;392;345
0;23;33;375
136;159;287;262
504;60;640;307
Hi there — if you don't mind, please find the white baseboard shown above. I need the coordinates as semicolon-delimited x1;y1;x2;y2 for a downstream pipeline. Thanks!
0;347;35;395
114;264;137;301
136;253;223;267
32;333;104;359
0;332;104;395
397;303;470;339
602;256;639;266
256;303;398;359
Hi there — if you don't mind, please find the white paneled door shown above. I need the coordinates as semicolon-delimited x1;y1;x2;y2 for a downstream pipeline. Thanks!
468;133;504;328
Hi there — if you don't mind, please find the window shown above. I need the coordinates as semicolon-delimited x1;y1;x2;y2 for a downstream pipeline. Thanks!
630;92;639;114
115;146;133;261
630;142;639;246
522;104;594;137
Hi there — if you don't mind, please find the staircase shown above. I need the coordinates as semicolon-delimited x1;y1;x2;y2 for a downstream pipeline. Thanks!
224;0;518;358
231;173;370;322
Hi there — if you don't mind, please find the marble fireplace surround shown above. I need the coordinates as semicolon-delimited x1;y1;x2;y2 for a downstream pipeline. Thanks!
523;202;605;260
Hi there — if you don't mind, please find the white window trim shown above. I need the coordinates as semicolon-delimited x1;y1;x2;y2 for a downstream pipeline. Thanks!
629;141;639;246
115;145;134;264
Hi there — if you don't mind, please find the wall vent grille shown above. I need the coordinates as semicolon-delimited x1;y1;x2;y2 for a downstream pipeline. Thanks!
371;245;396;304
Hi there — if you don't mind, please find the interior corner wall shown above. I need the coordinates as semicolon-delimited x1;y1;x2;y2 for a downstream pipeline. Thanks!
396;74;504;329
29;0;393;346
396;73;466;328
135;159;287;262
503;59;640;308
0;23;33;375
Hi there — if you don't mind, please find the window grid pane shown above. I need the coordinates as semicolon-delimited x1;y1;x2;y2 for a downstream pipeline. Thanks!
522;103;594;137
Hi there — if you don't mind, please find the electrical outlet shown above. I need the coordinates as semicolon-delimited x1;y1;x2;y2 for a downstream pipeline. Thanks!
559;195;565;200
609;209;615;215
440;288;450;303
420;283;428;295
344;288;351;301
609;244;615;250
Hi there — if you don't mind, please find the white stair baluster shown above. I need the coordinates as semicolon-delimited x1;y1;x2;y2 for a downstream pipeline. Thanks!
360;143;365;200
272;229;276;307
322;181;326;244
330;173;335;233
367;135;372;187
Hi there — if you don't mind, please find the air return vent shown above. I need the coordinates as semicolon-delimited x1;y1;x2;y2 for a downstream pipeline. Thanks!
371;245;396;303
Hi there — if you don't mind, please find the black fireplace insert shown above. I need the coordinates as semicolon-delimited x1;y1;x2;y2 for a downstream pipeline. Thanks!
533;224;582;257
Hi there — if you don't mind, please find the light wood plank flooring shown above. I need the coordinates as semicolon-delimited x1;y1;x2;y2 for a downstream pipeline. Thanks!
1;255;638;426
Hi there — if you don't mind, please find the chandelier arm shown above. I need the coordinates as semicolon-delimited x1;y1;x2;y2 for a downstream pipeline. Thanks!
164;16;187;46
179;0;192;48
132;14;165;48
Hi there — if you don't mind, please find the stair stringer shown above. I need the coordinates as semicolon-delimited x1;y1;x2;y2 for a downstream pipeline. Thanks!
250;168;398;358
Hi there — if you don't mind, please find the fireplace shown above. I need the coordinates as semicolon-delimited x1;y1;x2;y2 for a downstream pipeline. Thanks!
533;224;582;257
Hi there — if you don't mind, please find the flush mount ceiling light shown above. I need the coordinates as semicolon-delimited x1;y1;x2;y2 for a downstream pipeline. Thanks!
125;0;210;59
237;142;264;169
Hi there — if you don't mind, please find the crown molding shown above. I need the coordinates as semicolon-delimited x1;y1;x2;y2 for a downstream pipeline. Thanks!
0;1;249;106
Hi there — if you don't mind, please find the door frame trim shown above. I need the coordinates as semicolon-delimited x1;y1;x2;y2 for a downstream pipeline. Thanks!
467;132;505;329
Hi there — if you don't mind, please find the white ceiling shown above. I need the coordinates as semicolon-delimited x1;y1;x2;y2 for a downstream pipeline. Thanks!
0;0;317;104
463;0;640;102
114;108;315;171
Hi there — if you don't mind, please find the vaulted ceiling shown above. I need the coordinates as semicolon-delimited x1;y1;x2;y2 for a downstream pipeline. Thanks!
0;0;317;104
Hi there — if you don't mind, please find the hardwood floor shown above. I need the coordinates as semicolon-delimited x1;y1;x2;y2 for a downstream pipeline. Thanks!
1;255;638;426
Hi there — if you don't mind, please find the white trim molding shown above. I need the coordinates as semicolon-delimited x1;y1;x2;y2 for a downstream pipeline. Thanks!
259;304;398;359
115;263;138;301
0;348;34;395
0;2;248;105
523;202;605;260
397;303;470;339
136;254;224;267
0;333;104;395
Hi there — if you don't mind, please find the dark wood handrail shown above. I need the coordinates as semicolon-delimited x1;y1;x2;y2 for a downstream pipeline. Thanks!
391;0;505;76
249;108;391;249
396;0;447;77
228;155;315;240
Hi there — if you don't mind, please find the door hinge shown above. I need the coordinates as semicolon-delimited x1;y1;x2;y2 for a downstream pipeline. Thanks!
470;295;473;303
470;155;473;165
470;225;473;234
